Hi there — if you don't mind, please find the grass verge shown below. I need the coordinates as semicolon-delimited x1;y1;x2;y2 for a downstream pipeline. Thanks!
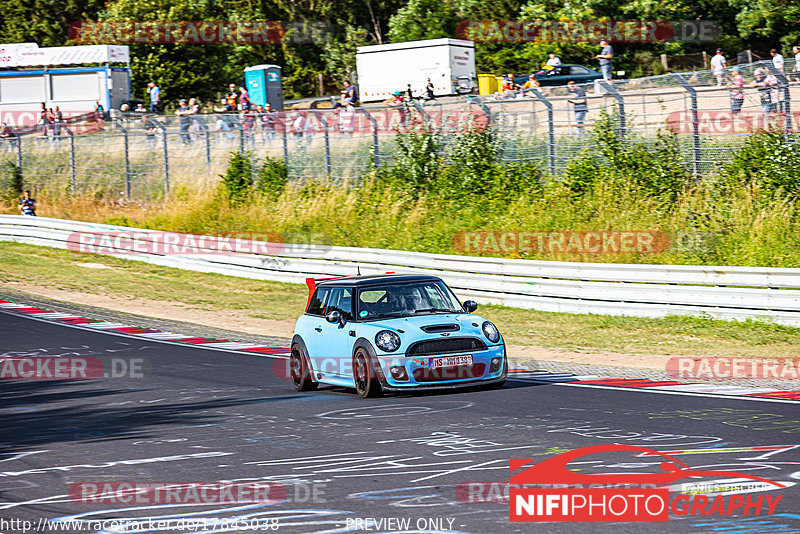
2;241;799;359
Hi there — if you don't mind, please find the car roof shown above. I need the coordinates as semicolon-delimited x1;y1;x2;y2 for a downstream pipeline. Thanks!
316;274;443;288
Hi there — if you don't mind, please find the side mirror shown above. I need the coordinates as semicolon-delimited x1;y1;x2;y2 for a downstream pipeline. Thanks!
463;300;478;313
326;310;344;325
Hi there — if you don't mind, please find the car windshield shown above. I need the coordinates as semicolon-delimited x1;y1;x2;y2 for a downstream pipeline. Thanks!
357;281;463;319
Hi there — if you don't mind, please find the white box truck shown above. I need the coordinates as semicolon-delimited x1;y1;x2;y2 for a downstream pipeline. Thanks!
355;38;476;102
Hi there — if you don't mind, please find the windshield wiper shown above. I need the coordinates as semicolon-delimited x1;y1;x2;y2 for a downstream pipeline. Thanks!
413;308;454;314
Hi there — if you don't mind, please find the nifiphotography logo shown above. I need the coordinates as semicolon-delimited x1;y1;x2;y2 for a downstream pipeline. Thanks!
508;444;785;522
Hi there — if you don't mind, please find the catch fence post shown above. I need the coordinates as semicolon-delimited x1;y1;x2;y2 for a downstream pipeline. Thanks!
113;122;131;198
671;73;701;179
529;88;555;176
154;120;169;195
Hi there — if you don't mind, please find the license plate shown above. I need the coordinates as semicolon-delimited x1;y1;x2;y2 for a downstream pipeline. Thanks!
430;355;473;368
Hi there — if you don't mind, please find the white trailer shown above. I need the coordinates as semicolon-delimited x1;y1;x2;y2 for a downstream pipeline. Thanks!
355;38;476;102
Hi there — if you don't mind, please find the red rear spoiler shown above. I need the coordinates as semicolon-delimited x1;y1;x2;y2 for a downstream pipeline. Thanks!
305;277;343;311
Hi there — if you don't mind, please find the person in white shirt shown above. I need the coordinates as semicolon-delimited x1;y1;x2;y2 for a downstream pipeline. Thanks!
545;53;561;74
710;49;727;86
771;49;785;72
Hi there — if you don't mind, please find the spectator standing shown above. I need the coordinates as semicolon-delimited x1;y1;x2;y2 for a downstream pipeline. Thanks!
595;38;613;81
771;49;785;72
241;101;256;145
45;108;56;141
214;115;234;142
710;49;727;86
39;103;49;138
259;102;276;142
188;97;203;136
339;101;356;134
406;83;414;100
567;81;588;135
728;66;745;115
341;81;356;104
20;190;36;216
226;83;238;108
425;78;435;100
176;99;192;145
0;121;19;151
147;82;161;113
751;68;778;115
793;46;800;72
142;114;157;147
214;97;236;130
238;86;250;109
52;106;63;145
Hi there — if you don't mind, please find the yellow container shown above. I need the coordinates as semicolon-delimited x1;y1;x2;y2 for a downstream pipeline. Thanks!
496;76;505;89
478;74;497;95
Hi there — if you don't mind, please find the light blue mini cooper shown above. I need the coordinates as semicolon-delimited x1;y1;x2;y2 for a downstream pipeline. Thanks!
290;274;506;398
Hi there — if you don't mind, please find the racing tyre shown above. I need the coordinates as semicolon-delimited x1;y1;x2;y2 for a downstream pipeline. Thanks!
290;343;318;392
354;347;382;398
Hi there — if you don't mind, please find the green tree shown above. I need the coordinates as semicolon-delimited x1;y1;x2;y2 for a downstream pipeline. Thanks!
388;0;456;42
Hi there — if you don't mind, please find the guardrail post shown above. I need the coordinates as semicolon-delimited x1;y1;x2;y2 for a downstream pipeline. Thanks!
154;120;169;195
599;81;626;139
529;88;555;176
113;122;131;198
671;73;701;179
358;109;380;169
64;127;76;194
764;63;792;137
238;123;245;155
322;113;331;176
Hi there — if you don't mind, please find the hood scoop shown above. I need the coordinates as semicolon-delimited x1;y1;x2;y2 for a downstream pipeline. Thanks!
420;324;460;333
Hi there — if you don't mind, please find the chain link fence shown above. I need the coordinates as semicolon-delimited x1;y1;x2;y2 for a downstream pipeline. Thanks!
2;59;798;199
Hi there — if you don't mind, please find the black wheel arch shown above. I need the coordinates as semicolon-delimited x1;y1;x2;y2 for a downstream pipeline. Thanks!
352;337;389;386
291;335;317;382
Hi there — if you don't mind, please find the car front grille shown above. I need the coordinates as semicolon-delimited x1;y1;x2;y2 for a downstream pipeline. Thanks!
407;337;487;356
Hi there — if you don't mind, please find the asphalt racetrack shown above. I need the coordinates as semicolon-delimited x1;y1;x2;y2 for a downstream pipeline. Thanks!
1;309;799;534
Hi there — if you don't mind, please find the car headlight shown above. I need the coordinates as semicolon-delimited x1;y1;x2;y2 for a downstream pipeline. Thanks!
375;330;401;352
482;321;500;343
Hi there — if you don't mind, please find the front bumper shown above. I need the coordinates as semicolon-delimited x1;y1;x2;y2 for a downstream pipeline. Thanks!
380;373;506;392
376;344;506;389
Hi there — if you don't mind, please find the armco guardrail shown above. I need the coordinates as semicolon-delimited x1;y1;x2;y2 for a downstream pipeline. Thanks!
2;215;800;325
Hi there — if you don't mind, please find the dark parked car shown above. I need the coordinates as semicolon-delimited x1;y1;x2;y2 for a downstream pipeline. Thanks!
514;64;603;87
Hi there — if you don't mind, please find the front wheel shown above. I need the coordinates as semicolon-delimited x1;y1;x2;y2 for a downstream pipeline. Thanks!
354;348;382;398
290;344;318;392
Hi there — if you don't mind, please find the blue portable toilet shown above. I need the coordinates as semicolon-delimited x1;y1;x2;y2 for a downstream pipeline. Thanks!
244;64;283;109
